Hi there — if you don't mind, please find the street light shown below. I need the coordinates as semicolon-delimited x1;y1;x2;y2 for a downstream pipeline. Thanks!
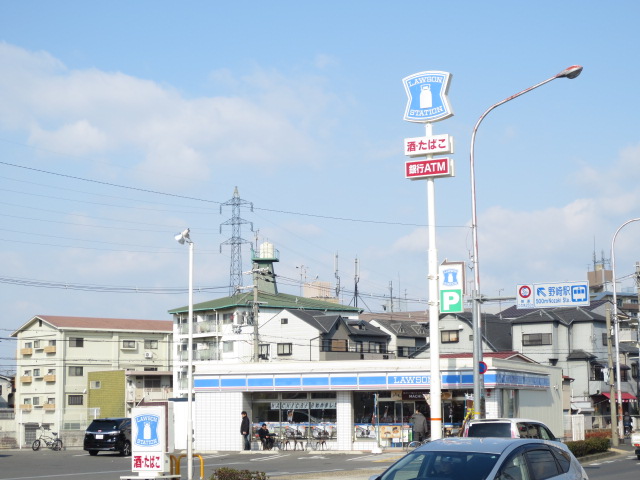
469;65;583;417
175;228;194;480
611;218;640;440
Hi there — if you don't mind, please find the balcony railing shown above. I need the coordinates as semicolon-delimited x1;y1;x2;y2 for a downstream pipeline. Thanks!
179;321;221;335
44;345;56;354
20;376;32;383
20;348;33;356
43;404;56;410
19;405;32;411
44;375;56;382
179;349;221;361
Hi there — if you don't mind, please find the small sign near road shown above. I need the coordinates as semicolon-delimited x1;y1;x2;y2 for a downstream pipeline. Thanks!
406;157;454;179
516;281;589;309
404;134;454;156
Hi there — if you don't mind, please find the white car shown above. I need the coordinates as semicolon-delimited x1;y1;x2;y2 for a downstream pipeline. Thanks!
463;418;558;441
370;437;587;480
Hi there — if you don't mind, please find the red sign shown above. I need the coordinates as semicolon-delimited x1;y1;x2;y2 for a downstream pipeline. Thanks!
405;158;454;179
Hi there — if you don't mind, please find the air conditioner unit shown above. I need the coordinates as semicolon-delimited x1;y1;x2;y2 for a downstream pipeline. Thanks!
144;352;153;359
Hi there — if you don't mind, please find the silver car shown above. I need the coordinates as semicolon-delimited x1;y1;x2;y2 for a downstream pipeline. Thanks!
369;437;587;480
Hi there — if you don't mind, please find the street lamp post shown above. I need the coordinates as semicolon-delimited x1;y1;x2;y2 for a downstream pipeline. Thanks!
469;65;583;417
610;218;640;440
175;228;194;480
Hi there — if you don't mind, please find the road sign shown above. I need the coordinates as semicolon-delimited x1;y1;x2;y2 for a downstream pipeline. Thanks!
516;281;590;309
404;134;454;157
439;263;464;313
402;71;454;123
478;361;488;374
406;157;454;180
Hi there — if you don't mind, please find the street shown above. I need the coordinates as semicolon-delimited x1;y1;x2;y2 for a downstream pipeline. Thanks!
0;447;637;480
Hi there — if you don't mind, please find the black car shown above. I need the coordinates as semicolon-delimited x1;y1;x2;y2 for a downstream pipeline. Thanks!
83;418;131;456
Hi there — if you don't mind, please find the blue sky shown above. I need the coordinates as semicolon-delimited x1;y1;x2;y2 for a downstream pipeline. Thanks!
1;1;640;372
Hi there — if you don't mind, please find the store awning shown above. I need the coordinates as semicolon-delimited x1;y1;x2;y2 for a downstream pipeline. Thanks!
600;392;637;402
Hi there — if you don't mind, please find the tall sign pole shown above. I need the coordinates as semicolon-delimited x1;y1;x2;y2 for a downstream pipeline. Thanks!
402;71;454;440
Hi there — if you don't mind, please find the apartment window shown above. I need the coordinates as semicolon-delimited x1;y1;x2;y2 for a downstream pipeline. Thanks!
355;341;363;353
259;344;270;359
68;366;83;377
48;340;56;347
633;363;639;380
144;377;161;389
222;341;234;353
24;342;32;349
122;340;136;349
277;343;292;356
69;337;84;348
90;381;101;389
590;364;604;381
32;397;40;406
23;398;31;405
144;340;158;349
522;333;552;346
47;398;55;405
602;332;608;346
68;395;83;406
369;342;382;353
33;369;41;377
33;340;41;348
23;370;31;377
143;367;158;371
222;313;234;324
441;330;459;343
281;318;288;325
47;369;55;376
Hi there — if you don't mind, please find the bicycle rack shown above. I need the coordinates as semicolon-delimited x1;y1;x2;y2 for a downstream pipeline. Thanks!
171;453;205;480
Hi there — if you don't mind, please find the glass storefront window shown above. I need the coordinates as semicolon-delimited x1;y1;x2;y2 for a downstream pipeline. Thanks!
251;392;337;440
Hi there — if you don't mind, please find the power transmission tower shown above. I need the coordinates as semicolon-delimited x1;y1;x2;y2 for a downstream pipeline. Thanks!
220;187;253;295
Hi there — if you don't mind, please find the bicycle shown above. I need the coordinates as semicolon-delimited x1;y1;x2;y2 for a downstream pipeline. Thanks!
407;436;430;449
32;428;63;451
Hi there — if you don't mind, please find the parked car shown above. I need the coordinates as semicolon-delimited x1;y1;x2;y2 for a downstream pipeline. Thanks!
369;437;588;480
463;418;558;441
631;431;640;459
83;418;131;456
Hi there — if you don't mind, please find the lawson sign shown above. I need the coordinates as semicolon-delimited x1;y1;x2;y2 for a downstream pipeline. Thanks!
402;71;454;123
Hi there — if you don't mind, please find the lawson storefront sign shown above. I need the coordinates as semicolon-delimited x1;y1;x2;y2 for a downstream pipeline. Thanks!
194;370;549;392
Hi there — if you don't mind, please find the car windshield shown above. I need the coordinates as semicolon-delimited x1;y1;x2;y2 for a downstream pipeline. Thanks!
466;423;512;437
380;451;499;480
88;420;120;431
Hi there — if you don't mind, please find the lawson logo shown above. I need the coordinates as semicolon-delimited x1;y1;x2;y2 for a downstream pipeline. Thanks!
134;414;160;447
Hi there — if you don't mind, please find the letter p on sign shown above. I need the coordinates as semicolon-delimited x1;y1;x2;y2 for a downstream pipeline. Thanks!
440;290;463;313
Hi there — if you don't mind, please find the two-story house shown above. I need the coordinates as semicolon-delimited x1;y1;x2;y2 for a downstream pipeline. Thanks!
503;302;638;423
12;315;173;447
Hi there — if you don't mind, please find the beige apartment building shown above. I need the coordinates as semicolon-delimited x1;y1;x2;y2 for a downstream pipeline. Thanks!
12;315;172;446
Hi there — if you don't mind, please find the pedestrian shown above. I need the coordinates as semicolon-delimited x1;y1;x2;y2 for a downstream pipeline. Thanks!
411;410;428;442
240;411;251;450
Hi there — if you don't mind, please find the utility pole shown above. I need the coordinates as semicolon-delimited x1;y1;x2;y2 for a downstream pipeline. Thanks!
253;280;259;362
635;262;640;408
353;257;360;308
606;305;619;446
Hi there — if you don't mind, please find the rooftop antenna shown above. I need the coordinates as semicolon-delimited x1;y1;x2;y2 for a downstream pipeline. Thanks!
334;252;341;300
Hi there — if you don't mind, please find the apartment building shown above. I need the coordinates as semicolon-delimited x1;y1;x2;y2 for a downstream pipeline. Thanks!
12;315;172;446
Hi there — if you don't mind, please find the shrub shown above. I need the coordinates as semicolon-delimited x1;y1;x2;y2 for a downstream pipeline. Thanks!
209;467;268;480
565;437;610;457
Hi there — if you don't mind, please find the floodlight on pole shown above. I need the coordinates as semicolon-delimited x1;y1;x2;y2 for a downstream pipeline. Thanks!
469;65;582;418
610;218;640;440
175;227;194;480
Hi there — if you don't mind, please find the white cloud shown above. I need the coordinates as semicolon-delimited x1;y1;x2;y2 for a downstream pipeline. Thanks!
0;43;339;188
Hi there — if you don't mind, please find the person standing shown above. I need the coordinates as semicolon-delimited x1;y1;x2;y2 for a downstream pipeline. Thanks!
411;410;428;442
240;411;251;450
